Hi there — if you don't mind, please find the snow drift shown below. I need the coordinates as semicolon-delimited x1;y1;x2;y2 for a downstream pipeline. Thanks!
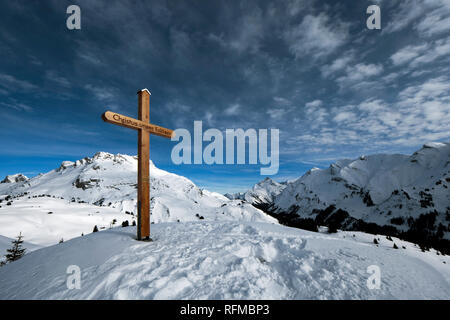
0;221;448;299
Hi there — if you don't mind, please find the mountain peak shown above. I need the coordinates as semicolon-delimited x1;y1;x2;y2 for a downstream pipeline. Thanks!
0;152;276;246
1;174;28;184
423;142;448;149
260;177;274;184
93;151;115;160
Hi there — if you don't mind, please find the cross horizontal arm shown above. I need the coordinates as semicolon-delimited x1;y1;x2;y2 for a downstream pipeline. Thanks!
102;111;175;139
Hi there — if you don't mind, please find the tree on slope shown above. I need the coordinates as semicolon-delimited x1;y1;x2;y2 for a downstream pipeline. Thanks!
5;232;26;263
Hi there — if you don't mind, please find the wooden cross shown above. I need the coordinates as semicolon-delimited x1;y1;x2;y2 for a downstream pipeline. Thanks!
102;89;174;241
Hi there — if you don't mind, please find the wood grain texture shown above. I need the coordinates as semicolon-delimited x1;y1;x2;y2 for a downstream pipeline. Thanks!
102;111;175;139
137;90;150;240
101;89;174;241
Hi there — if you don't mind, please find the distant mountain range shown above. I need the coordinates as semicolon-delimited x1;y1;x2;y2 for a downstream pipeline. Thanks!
1;145;449;299
1;143;449;253
226;142;450;253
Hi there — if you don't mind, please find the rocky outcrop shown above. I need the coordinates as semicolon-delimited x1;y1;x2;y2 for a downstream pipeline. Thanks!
1;174;28;184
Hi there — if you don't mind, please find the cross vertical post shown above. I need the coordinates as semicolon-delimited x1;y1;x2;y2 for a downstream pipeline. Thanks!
137;89;150;240
101;89;174;241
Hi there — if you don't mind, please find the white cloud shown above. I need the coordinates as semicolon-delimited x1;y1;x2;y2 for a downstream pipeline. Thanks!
0;101;33;112
390;38;450;73
290;76;450;150
305;100;323;108
333;111;357;123
384;0;450;37
273;97;290;105
204;111;214;126
84;84;117;102
285;0;307;17
45;71;71;88
321;54;353;78
285;13;348;58
346;63;384;81
384;0;427;33
382;72;400;84
165;101;191;113
304;100;327;127
357;99;386;113
0;73;37;92
267;107;288;120
411;38;450;66
336;63;384;89
208;9;264;54
390;44;429;66
224;103;241;116
415;6;450;36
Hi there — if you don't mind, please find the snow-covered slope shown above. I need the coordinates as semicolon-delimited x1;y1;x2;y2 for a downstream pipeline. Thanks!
225;177;286;205
274;143;449;216
238;143;450;252
0;152;276;246
0;197;134;246
0;221;448;299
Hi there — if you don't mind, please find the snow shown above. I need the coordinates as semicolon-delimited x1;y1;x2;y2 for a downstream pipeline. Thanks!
0;146;449;300
226;177;286;204
242;142;450;238
0;197;132;246
0;152;276;246
139;88;151;95
423;142;446;149
0;221;448;299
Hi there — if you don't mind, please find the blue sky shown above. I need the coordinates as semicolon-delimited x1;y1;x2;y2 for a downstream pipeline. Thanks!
0;0;449;194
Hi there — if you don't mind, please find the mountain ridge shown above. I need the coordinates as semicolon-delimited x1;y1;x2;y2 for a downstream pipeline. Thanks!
0;152;276;246
232;142;450;253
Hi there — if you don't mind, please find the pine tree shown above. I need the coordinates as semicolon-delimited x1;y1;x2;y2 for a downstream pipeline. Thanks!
93;225;99;232
5;232;26;263
393;243;398;249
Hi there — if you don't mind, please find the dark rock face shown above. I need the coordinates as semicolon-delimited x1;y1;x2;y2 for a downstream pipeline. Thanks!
73;177;101;190
1;174;28;184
